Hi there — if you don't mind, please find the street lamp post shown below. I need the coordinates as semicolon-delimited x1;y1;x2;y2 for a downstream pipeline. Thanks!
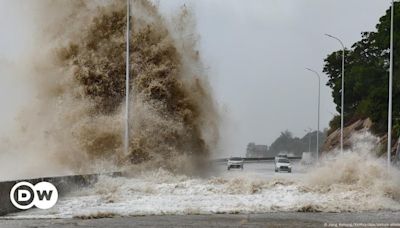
306;68;321;161
387;0;395;169
124;0;130;155
325;34;345;154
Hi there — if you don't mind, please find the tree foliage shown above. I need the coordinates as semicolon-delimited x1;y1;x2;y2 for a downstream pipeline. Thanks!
268;130;326;156
323;3;400;135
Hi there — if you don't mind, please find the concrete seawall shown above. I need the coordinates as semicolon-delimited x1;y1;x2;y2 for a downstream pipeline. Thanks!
0;172;120;216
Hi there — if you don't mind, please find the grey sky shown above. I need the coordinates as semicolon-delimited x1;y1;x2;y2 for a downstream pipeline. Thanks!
0;1;392;158
159;0;391;157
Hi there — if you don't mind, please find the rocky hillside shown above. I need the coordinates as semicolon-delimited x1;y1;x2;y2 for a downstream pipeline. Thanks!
322;118;398;159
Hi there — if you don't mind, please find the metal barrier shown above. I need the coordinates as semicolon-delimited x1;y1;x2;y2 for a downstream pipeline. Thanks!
213;157;302;163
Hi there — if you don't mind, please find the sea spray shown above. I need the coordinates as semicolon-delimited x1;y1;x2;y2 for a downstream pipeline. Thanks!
0;0;219;179
304;131;400;210
7;132;400;218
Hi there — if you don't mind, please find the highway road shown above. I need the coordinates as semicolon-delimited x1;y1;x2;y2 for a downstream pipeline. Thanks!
2;212;400;227
213;160;306;175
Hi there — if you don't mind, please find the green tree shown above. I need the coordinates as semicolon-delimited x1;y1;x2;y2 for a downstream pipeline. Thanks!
323;2;400;136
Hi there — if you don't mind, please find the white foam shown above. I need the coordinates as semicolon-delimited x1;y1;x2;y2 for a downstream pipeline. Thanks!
6;132;400;218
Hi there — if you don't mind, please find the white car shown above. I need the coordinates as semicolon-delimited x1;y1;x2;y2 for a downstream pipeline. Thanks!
274;154;288;163
227;157;244;170
275;158;292;173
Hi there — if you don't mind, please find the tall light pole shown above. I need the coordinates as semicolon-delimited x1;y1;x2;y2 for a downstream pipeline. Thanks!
306;68;321;161
124;0;130;155
387;0;395;169
325;34;345;154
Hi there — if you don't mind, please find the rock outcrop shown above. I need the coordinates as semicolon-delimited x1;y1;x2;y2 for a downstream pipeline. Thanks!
322;118;399;159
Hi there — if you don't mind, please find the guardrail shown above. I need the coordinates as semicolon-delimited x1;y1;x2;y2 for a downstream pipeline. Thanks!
212;157;302;163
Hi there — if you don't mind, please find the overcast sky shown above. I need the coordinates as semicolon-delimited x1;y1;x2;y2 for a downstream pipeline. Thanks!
159;0;392;157
0;0;393;158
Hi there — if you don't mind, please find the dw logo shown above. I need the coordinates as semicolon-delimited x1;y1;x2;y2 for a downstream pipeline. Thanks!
10;181;58;210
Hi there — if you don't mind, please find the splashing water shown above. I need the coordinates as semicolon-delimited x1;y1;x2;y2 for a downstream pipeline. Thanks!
1;1;400;217
6;132;400;218
0;0;219;180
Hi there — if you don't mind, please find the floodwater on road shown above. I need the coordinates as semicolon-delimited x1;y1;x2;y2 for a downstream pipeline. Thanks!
4;153;400;219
